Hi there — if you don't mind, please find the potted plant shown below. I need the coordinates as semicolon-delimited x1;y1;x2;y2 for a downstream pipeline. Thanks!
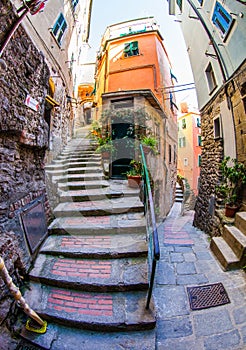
216;156;246;217
126;159;143;188
95;140;115;159
140;135;158;155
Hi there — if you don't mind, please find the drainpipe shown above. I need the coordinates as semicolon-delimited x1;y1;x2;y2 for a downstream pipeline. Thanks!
0;256;47;333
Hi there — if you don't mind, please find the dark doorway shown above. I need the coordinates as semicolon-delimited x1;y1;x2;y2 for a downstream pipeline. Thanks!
111;119;135;178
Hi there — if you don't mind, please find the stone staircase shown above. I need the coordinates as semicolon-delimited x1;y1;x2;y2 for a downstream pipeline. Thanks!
20;131;156;349
175;182;183;203
210;211;246;270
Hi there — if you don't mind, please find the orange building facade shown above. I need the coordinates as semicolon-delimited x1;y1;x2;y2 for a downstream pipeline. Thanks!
93;17;178;218
177;103;201;196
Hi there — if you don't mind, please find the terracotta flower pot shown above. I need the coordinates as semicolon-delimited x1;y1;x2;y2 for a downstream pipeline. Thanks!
127;175;142;188
225;203;239;218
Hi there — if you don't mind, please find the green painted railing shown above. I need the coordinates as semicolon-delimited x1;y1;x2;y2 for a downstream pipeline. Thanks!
140;144;160;309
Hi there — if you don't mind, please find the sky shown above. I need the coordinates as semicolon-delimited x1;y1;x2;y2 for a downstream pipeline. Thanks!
86;0;198;108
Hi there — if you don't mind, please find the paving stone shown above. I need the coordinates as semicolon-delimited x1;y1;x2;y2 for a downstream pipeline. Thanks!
174;246;193;253
195;251;213;260
194;309;233;336
183;253;197;262
177;273;208;285
233;306;246;324
156;316;192;340
204;330;241;350
156;262;176;285
154;286;189;318
170;253;184;263
156;338;204;350
241;325;246;344
176;262;196;275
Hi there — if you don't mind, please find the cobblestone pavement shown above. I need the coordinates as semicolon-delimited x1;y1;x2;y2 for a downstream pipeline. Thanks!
154;202;246;350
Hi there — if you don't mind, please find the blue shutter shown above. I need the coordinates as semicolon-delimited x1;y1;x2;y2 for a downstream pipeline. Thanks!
212;2;233;38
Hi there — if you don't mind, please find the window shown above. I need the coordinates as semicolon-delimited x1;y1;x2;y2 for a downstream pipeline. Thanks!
176;0;182;12
52;13;67;45
198;135;202;146
241;82;246;114
182;118;186;129
198;155;201;167
111;98;134;109
196;117;201;127
179;137;186;148
205;63;217;93
71;0;79;9
169;145;172;163
212;1;233;40
197;0;203;5
214;115;222;139
124;41;139;57
173;144;177;163
184;158;188;166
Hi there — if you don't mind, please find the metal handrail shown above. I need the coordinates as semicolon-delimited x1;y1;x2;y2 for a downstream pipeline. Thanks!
140;144;160;309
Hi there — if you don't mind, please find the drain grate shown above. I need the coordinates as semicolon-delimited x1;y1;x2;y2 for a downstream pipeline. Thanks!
187;282;230;310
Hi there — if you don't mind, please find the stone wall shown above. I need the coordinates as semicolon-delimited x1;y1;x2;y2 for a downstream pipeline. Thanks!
0;0;50;340
194;61;246;235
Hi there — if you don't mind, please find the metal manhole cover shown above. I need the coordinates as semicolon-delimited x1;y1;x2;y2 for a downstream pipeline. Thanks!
187;282;230;310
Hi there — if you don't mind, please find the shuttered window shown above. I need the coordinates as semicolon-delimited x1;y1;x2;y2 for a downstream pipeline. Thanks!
53;13;67;45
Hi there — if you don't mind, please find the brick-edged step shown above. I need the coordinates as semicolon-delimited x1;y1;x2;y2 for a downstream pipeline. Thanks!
210;237;240;270
24;283;155;332
29;255;148;292
53;197;144;217
52;173;105;183
45;161;101;170
58;180;109;191
40;233;147;258
53;156;101;164
46;166;102;176
59;187;139;202
223;224;246;260
20;322;155;350
235;211;246;236
48;213;146;235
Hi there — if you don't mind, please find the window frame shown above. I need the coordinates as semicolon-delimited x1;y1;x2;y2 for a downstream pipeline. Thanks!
212;1;234;40
71;0;79;10
123;41;139;58
213;115;222;139
205;62;217;94
52;13;67;46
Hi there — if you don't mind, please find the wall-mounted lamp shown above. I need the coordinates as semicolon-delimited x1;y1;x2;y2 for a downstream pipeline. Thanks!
66;95;78;106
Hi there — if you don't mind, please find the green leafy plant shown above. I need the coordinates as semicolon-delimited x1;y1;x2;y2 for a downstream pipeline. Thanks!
126;159;143;176
216;156;246;207
141;135;158;154
95;139;115;155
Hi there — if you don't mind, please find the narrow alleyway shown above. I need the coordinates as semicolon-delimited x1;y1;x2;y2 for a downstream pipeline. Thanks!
18;128;246;350
19;127;156;349
154;203;246;350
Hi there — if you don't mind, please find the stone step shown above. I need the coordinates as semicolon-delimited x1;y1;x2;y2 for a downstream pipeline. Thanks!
23;283;156;331
48;213;146;235
59;187;139;202
20;322;155;350
58;180;110;191
53;156;101;164
52;173;105;183
53;197;144;217
58;152;97;158
235;211;246;236
40;233;147;258
46;166;102;176
29;255;148;292
175;198;183;203
223;224;246;259
45;161;101;170
210;237;240;270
